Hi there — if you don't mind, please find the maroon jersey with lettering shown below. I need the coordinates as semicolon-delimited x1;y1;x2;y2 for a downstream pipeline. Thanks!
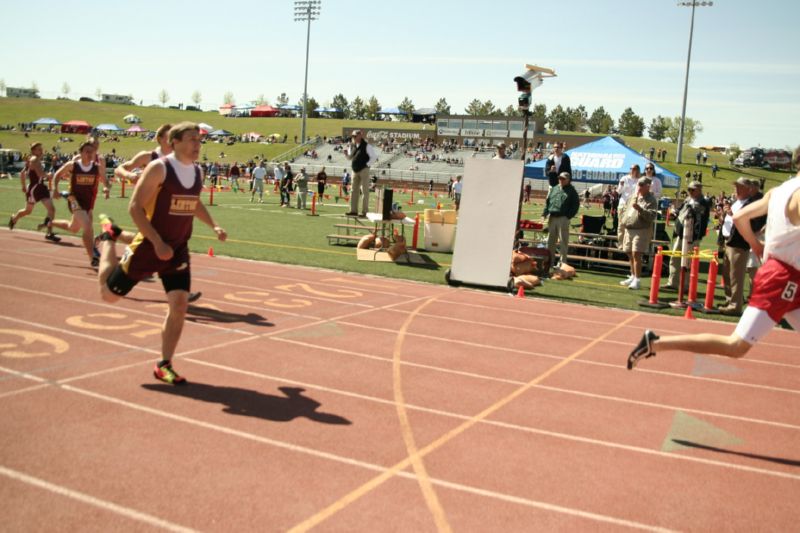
69;160;99;211
148;157;202;247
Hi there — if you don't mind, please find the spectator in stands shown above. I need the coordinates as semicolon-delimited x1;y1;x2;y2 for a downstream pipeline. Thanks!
619;177;658;290
344;130;377;218
545;142;571;187
493;142;507;160
542;172;580;270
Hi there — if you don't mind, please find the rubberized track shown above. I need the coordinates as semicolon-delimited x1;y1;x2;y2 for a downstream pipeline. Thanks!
1;229;798;532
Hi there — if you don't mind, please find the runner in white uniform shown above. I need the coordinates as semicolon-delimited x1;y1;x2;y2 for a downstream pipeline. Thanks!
628;149;800;369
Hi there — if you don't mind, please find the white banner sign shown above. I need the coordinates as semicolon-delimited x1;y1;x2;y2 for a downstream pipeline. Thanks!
461;128;484;137
437;127;460;136
571;152;626;169
486;129;509;138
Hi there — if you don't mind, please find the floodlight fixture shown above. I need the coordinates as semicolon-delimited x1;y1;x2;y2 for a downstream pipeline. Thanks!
294;0;322;144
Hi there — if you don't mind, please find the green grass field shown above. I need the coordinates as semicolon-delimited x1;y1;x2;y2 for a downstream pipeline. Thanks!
1;97;793;324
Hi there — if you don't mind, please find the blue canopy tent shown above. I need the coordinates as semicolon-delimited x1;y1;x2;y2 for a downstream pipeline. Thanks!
209;129;233;137
95;123;122;131
32;117;61;125
523;136;680;189
378;107;406;115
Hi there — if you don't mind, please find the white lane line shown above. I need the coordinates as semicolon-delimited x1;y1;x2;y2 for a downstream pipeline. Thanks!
269;338;800;431
183;358;800;481
335;320;800;396
0;465;198;533
56;382;678;531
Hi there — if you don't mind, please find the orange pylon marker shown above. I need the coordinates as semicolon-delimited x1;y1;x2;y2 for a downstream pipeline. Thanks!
684;305;695;320
516;285;525;298
208;247;214;257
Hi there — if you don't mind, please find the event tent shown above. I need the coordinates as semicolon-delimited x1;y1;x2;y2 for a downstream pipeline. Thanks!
209;129;233;137
244;132;263;141
378;107;405;115
96;123;122;131
523;136;680;188
123;114;141;123
33;117;61;125
251;105;279;117
126;125;146;133
61;120;92;134
198;122;214;131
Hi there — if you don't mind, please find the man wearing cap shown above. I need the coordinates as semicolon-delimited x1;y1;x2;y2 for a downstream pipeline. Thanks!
493;142;507;160
344;130;378;217
619;177;658;290
720;177;766;315
542;171;580;270
663;180;711;292
545;142;571;187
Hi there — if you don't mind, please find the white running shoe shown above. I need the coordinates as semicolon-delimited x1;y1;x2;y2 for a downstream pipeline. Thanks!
628;278;641;290
619;275;634;286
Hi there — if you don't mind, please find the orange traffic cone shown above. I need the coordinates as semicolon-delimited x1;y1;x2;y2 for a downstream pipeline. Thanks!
208;247;214;257
684;305;695;320
516;285;525;298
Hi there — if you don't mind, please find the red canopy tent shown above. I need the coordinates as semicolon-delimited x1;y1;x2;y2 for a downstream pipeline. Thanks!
251;105;279;117
61;120;92;134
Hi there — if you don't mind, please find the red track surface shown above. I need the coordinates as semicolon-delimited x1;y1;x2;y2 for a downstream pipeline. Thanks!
0;229;798;532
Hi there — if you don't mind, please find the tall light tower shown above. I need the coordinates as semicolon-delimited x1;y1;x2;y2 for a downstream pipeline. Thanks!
294;0;321;144
676;1;713;163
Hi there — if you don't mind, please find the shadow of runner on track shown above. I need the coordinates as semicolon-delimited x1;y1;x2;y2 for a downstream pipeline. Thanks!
121;299;274;327
671;439;800;467
141;384;351;425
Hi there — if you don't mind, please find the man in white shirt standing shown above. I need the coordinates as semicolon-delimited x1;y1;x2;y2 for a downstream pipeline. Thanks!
344;130;378;217
250;161;267;203
616;164;640;247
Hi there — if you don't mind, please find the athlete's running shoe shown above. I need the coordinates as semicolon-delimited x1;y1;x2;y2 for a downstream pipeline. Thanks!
8;217;15;230
90;256;100;268
153;361;187;385
627;330;659;370
188;291;202;303
44;233;61;243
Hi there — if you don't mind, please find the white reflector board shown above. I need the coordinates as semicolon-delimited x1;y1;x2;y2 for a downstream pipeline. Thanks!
450;158;523;289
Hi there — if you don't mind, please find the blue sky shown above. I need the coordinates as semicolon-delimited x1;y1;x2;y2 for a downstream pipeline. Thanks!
2;0;798;149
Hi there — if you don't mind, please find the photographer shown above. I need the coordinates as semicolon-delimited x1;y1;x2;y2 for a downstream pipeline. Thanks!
344;130;377;217
662;181;711;292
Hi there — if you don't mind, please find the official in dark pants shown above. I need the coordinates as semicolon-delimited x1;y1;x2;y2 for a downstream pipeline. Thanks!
542;172;580;270
720;177;766;315
344;130;377;217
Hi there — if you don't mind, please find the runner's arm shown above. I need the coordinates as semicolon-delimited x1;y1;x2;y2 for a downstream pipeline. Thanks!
52;161;74;197
114;151;151;182
194;170;227;241
129;160;171;258
733;190;771;259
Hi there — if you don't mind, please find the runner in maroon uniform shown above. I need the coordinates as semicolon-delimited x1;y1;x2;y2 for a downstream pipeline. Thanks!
8;142;60;242
51;139;108;266
97;122;227;385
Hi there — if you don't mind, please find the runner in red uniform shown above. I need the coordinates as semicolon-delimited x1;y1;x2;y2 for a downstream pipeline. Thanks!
8;142;60;242
51;139;108;266
97;122;227;385
628;147;800;368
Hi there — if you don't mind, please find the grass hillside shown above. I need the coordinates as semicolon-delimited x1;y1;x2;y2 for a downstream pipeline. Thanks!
0;97;425;163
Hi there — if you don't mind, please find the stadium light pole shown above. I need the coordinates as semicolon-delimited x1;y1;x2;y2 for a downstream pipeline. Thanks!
294;0;321;145
676;1;713;164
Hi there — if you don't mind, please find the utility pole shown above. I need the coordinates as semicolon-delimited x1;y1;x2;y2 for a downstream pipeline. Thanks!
294;1;321;144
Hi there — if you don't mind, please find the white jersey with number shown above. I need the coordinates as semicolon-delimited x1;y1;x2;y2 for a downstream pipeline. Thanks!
764;176;800;270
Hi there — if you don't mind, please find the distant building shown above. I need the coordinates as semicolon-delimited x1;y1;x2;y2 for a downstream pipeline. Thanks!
6;87;39;98
101;94;134;105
